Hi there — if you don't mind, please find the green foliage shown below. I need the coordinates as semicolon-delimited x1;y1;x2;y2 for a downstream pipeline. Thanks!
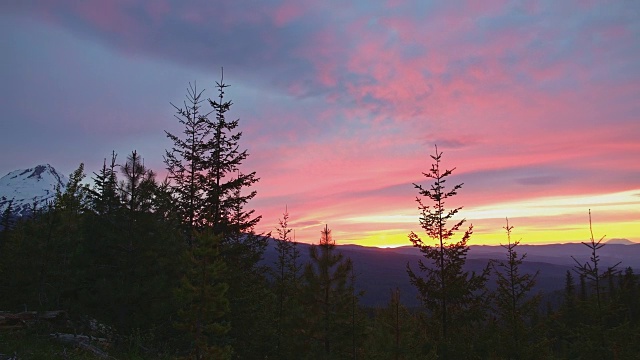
174;230;231;359
76;153;182;340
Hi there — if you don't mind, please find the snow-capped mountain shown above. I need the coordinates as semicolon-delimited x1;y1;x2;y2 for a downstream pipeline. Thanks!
0;164;67;217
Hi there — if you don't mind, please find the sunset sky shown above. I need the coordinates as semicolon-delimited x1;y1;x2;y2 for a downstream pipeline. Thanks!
1;1;638;247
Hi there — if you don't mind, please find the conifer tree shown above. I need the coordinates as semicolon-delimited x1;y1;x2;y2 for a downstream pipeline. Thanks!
48;164;88;309
303;225;355;359
165;72;268;357
364;288;429;360
79;155;182;343
1;200;15;233
0;200;15;271
165;72;264;249
174;230;231;359
79;155;126;326
165;82;212;246
203;73;260;236
492;218;543;359
549;270;580;358
563;270;577;318
273;207;304;359
54;163;89;216
203;73;270;358
89;152;120;216
566;210;625;359
571;209;621;324
120;150;156;215
619;267;639;325
223;176;273;359
406;145;489;359
0;205;49;309
4;164;88;311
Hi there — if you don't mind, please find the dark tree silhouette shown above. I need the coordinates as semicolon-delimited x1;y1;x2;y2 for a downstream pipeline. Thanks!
303;225;355;359
165;81;213;247
406;145;488;359
492;218;542;359
571;209;621;324
89;152;120;216
174;230;231;359
272;207;304;358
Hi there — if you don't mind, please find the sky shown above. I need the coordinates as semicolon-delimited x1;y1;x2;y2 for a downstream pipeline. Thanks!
1;0;639;247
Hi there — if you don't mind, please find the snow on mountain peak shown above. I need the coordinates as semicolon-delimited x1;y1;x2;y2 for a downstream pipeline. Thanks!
0;164;67;216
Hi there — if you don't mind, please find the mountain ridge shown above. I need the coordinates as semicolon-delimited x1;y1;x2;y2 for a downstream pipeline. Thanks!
0;164;67;217
264;239;640;307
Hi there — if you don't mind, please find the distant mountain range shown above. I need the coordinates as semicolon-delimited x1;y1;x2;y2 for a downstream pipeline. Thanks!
0;164;67;217
263;241;640;307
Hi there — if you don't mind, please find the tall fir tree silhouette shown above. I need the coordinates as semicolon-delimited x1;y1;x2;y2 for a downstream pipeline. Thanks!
492;218;544;359
164;81;212;247
303;225;355;359
406;145;488;359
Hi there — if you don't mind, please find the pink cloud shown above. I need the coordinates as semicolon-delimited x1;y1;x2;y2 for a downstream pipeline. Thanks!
75;1;138;36
272;2;307;27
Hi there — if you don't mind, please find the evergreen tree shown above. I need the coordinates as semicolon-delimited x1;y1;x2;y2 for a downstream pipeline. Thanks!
164;82;213;246
1;200;15;233
619;267;639;325
579;273;587;302
223;178;274;359
165;72;268;357
303;225;355;359
567;210;624;359
204;74;270;358
203;73;260;236
273;207;304;359
174;230;231;359
364;289;430;360
165;73;265;256
77;155;182;343
406;145;489;359
119;150;156;215
45;164;88;310
89;152;120;216
571;209;621;324
563;270;578;323
0;200;15;273
0;164;89;311
492;218;544;359
0;200;48;310
553;269;581;357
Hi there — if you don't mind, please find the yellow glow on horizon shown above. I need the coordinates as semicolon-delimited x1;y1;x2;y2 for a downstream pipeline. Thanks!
334;189;639;248
471;220;640;246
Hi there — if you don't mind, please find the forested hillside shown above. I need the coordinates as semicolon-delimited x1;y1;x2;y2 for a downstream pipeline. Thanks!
1;78;639;359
